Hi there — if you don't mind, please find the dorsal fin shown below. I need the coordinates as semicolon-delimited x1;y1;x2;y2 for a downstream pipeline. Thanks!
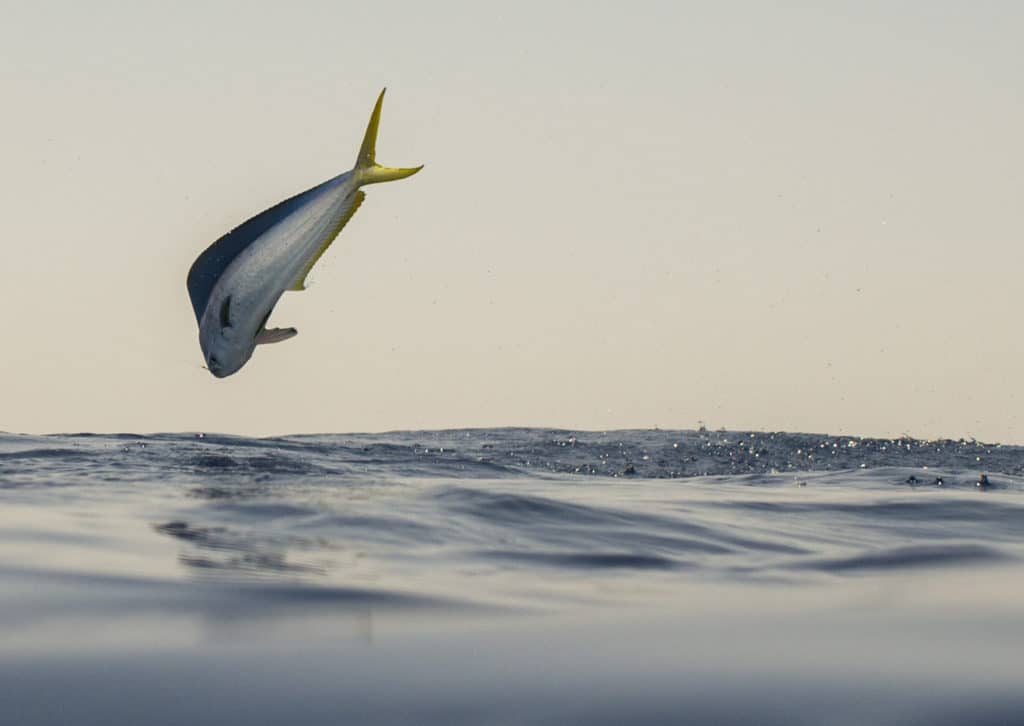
289;190;365;291
187;178;330;324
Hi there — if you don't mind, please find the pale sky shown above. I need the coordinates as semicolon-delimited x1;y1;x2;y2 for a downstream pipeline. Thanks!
2;1;1022;441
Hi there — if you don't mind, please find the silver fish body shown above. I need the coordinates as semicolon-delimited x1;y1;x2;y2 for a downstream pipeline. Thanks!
186;90;421;378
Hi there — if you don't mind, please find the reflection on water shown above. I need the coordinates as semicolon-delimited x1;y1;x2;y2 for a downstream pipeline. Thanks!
154;520;327;575
2;428;1024;725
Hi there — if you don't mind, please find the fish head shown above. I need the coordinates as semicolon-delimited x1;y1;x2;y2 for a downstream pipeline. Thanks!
196;286;260;377
200;325;254;378
199;305;254;378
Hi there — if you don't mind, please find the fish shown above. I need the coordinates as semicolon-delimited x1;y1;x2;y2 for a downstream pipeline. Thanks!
186;89;422;378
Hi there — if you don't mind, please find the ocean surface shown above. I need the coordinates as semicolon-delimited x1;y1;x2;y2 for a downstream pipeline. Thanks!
2;427;1024;725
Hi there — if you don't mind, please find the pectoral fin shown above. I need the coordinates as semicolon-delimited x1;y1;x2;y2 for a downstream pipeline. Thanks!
255;327;298;345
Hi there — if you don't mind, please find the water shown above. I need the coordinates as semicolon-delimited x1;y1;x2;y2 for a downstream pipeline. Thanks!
2;428;1024;725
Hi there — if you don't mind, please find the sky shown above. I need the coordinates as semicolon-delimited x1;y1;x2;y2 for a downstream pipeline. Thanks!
2;1;1023;441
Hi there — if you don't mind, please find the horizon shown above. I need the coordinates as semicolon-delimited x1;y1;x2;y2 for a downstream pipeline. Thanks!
3;423;1016;448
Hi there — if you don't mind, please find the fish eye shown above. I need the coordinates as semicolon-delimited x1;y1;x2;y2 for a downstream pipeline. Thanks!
208;355;221;369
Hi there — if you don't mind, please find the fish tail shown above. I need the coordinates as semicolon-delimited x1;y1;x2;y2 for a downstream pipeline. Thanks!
355;88;423;185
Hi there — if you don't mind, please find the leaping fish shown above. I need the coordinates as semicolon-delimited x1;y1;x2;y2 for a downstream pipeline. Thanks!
186;89;422;378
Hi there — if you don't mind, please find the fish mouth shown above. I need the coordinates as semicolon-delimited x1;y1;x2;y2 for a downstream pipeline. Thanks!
204;349;247;378
206;356;226;377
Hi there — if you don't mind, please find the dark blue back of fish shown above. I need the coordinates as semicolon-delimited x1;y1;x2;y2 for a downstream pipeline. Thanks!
186;179;332;324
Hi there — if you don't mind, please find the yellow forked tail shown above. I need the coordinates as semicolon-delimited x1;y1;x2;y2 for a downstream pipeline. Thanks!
355;88;423;185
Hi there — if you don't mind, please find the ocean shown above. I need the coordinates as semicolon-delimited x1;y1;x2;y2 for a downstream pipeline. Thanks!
2;427;1023;725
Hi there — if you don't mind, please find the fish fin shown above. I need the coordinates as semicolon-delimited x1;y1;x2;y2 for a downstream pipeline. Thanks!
288;190;365;291
255;327;298;345
355;88;424;186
